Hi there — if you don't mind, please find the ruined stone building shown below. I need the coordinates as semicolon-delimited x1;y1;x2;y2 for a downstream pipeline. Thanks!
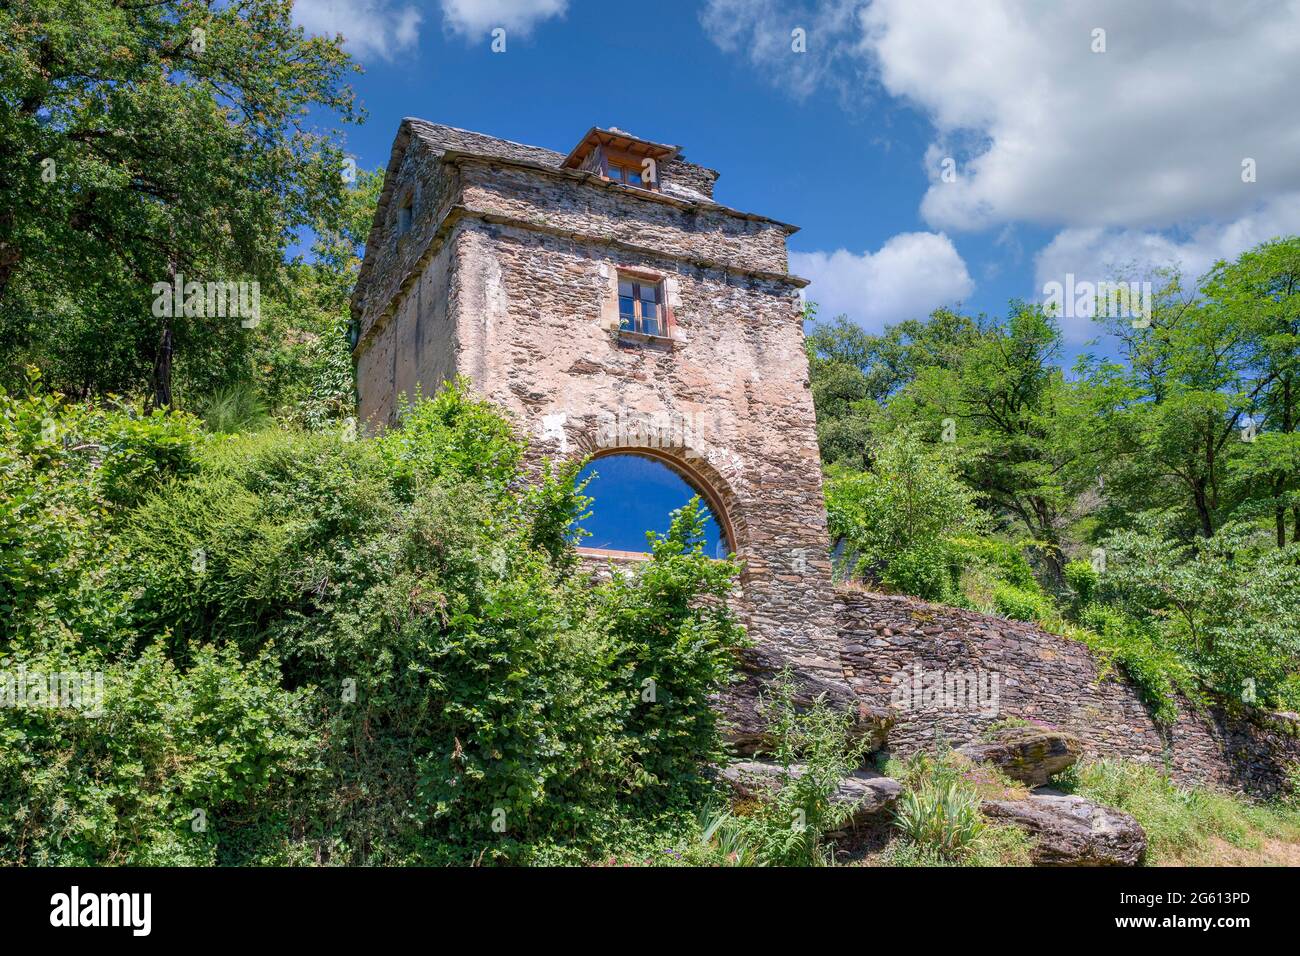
351;120;854;744
353;120;1300;793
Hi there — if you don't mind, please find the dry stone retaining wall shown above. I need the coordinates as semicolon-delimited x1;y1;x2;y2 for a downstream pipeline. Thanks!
838;589;1300;796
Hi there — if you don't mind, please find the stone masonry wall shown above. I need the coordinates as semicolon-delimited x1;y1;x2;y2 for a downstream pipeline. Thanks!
449;218;848;704
838;590;1300;796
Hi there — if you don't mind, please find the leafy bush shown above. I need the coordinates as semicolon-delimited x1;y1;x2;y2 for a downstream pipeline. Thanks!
880;542;960;603
0;380;746;864
1063;558;1098;607
992;582;1051;623
826;427;985;596
701;675;871;867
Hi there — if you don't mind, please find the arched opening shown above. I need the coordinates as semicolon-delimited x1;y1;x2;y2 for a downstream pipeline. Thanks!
573;451;733;559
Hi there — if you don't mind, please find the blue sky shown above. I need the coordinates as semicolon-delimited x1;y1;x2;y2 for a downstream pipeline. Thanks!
575;456;728;556
298;0;1300;357
294;0;1299;545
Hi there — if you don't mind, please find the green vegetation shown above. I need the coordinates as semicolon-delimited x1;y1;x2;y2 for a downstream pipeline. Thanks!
1055;759;1300;866
0;379;747;864
877;750;1033;867
809;236;1300;719
0;0;372;425
691;676;872;866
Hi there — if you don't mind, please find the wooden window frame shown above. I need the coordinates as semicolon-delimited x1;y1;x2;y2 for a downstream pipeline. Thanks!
600;147;659;192
616;269;673;340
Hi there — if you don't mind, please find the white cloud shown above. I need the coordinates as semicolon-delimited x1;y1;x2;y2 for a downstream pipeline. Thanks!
705;0;1300;232
792;232;974;330
859;0;1300;232
1035;192;1300;341
440;0;568;38
293;0;421;61
699;0;866;99
705;1;1300;323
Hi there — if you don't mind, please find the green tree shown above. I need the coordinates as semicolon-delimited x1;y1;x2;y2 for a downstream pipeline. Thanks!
826;427;985;600
0;0;361;406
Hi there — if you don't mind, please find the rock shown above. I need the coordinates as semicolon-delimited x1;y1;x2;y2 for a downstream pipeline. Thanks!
957;727;1082;787
719;647;892;757
719;760;902;826
982;795;1146;866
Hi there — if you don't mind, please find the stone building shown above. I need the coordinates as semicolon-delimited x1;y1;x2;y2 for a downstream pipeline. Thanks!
351;120;858;745
352;120;1298;791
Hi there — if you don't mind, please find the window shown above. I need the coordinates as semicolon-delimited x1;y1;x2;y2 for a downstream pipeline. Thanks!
396;193;414;236
572;454;730;558
606;163;644;187
618;276;663;336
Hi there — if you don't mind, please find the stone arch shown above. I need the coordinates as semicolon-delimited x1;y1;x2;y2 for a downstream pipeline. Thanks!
567;418;749;559
581;446;741;557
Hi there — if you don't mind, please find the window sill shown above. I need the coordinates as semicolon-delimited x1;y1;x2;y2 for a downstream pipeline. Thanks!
615;329;683;347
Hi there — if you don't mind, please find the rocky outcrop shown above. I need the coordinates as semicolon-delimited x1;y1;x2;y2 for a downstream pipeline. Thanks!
958;727;1082;787
719;761;902;826
982;795;1147;866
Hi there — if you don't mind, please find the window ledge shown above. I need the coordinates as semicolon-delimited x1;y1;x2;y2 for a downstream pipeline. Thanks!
614;328;685;347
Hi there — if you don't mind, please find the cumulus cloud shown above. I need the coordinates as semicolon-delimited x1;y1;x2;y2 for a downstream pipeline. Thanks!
792;232;974;331
859;0;1300;232
705;0;1300;232
440;0;568;38
705;1;1300;324
1035;192;1300;341
293;0;421;61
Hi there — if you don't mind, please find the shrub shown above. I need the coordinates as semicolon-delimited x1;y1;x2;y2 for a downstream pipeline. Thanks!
0;380;747;864
826;427;985;592
992;582;1051;623
702;674;871;867
1063;558;1098;607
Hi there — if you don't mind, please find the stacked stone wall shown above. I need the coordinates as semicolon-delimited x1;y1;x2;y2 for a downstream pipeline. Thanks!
838;590;1300;796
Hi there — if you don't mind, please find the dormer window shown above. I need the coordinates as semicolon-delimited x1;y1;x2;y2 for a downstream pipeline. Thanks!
561;127;677;195
396;193;414;236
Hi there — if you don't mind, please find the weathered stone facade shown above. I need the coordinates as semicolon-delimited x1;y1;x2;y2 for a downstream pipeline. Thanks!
353;120;854;742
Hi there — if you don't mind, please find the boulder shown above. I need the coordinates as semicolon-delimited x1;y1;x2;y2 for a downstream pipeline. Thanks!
719;760;902;827
957;726;1082;787
982;795;1146;866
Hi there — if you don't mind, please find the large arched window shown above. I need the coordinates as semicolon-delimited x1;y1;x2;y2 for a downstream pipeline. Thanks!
574;453;731;558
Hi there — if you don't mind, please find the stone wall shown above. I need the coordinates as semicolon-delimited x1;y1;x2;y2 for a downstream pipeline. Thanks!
838;589;1300;796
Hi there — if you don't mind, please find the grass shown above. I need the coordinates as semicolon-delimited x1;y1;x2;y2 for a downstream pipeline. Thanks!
1054;758;1300;866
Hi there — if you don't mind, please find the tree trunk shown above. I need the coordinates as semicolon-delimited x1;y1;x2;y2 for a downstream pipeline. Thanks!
152;324;173;410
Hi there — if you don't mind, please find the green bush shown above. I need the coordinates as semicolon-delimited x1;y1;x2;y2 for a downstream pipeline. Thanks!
0;379;747;864
1063;559;1098;607
700;675;870;867
880;542;960;603
992;582;1051;623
